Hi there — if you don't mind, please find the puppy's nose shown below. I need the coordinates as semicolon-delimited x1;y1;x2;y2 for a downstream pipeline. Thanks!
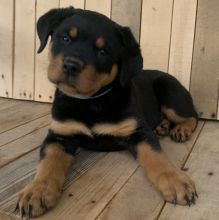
63;60;82;75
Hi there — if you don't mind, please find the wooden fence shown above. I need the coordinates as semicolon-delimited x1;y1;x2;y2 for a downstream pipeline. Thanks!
0;0;219;120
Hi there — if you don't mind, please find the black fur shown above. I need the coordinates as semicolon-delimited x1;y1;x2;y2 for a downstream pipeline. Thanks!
37;7;197;159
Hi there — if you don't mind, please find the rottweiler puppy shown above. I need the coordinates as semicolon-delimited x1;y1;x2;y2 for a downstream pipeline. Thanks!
17;7;198;218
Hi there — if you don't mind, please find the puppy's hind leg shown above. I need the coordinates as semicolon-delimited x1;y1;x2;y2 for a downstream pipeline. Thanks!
154;118;171;137
153;74;198;142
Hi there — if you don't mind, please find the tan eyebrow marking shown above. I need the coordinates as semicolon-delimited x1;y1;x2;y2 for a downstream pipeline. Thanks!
96;36;105;49
69;27;78;39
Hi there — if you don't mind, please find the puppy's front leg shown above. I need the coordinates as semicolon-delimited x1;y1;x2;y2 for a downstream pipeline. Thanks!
17;142;73;218
136;138;197;205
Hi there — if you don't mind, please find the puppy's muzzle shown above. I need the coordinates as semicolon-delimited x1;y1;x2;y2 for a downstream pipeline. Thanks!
63;59;83;76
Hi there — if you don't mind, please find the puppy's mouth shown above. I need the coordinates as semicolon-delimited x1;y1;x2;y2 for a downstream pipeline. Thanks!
53;64;105;98
48;54;118;98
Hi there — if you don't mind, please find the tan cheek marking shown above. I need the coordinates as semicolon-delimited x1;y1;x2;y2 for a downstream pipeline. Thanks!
50;119;93;137
96;36;105;49
57;83;78;97
92;118;137;137
101;64;118;87
76;65;98;94
48;54;63;83
59;64;118;98
69;27;77;39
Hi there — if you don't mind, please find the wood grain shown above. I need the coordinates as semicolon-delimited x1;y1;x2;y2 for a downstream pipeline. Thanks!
190;0;219;119
0;0;14;98
60;0;85;9
0;114;50;147
168;0;197;90
0;99;21;111
35;152;138;220
85;0;111;17
13;0;35;100
0;101;51;133
159;121;219;220
0;149;106;214
140;0;173;71
111;0;142;40
97;121;204;220
0;126;48;168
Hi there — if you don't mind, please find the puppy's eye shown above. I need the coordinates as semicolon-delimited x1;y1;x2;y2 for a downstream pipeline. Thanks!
62;35;70;43
97;49;106;56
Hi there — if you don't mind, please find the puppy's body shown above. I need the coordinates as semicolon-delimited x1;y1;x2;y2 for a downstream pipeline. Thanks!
46;69;196;155
17;8;198;218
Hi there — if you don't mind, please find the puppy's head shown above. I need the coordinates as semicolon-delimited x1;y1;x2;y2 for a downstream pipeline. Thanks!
37;7;143;98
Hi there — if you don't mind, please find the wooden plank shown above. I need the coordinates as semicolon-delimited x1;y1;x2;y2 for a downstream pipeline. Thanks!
85;0;111;18
13;0;35;100
34;0;59;103
168;0;197;90
0;99;21;111
0;149;39;207
98;167;163;220
0;0;14;98
159;121;219;220
0;122;204;218
0;114;50;147
0;149;106;214
190;0;219;119
60;0;85;9
218;83;219;120
111;0;142;41
140;0;173;71
97;121;204;220
0;126;49;168
25;152;138;220
0;211;18;220
0;102;51;133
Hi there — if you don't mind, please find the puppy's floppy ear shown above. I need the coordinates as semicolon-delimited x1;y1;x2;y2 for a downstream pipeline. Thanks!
37;7;77;53
117;26;143;86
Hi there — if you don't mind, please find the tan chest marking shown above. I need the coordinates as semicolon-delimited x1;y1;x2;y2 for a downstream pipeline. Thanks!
92;118;137;137
50;119;93;137
50;118;137;138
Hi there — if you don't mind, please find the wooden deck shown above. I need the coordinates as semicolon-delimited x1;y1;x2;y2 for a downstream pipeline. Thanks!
0;98;219;220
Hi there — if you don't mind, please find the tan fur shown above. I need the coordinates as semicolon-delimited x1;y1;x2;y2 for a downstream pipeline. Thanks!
57;64;118;98
162;107;197;128
137;142;196;205
51;119;93;137
18;144;73;217
92;118;137;137
48;38;118;98
96;36;105;49
162;106;197;142
64;56;84;66
51;118;136;138
162;107;185;123
48;54;63;83
154;118;170;136
69;27;77;39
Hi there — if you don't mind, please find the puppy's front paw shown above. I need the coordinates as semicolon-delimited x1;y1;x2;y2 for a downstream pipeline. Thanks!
156;169;197;206
17;179;61;218
170;124;193;142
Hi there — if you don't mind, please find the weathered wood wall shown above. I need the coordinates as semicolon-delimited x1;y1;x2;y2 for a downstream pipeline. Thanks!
0;0;219;120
